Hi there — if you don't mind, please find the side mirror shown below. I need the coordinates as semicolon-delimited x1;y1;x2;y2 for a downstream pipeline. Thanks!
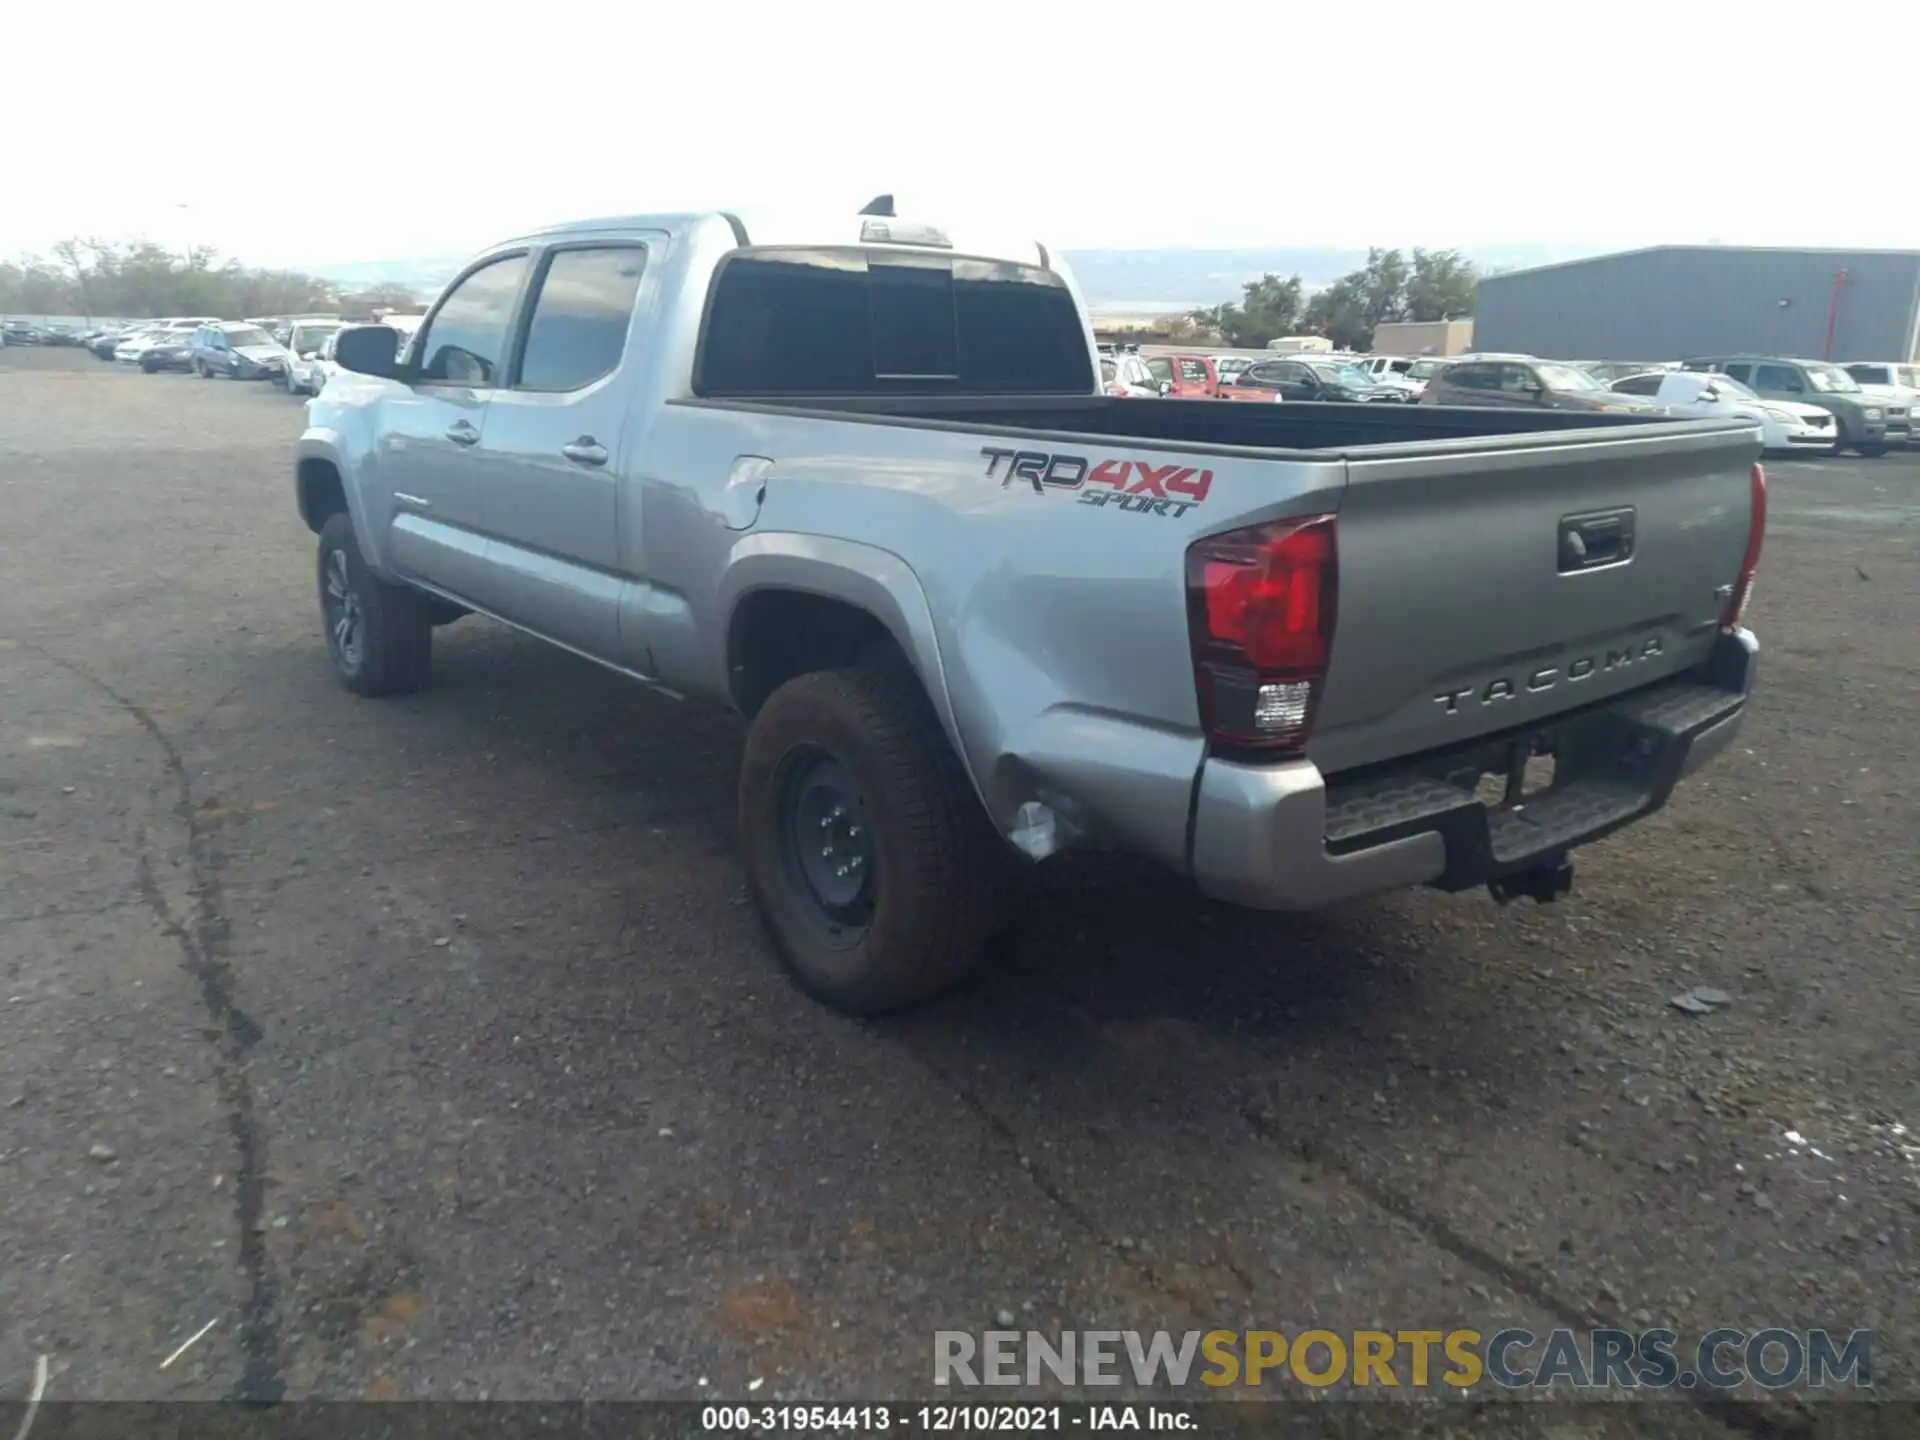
1158;380;1173;396
333;324;401;378
1698;386;1720;401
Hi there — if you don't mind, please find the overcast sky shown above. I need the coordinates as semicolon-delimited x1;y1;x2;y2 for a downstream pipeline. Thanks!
8;2;1914;268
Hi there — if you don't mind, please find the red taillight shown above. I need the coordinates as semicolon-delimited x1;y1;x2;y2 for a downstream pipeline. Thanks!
1722;462;1767;629
1186;515;1338;750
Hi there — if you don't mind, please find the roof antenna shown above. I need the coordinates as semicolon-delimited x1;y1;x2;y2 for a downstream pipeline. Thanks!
858;194;896;217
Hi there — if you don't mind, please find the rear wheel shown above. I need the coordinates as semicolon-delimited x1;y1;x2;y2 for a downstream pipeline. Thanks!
194;358;209;379
739;661;1005;1015
1856;442;1887;458
316;513;432;696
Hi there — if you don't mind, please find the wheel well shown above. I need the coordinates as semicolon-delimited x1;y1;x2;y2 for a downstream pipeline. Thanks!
298;459;347;535
729;590;901;717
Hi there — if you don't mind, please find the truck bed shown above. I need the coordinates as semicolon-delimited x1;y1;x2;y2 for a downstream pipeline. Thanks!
667;391;1760;787
682;394;1731;455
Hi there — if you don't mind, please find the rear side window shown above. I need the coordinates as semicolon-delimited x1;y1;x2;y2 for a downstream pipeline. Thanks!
1845;364;1889;385
1178;358;1207;381
1613;373;1663;396
1444;363;1491;390
1146;357;1174;383
1720;362;1753;383
696;248;1094;396
417;254;529;387
516;247;648;393
1754;364;1803;392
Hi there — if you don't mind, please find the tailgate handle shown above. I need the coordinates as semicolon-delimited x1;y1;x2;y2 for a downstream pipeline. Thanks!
1558;508;1635;573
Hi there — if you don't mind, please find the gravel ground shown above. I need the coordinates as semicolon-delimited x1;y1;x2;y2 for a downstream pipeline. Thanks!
1;345;1915;1434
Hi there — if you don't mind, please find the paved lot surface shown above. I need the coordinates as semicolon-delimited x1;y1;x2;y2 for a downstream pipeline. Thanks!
2;345;1915;1431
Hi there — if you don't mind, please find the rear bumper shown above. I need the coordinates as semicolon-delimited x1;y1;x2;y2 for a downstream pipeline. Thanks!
1188;627;1758;910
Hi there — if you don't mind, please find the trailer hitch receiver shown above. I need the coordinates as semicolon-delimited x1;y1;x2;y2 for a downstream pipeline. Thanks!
1488;856;1575;906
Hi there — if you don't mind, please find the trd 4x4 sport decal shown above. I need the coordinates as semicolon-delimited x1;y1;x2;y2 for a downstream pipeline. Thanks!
979;447;1212;518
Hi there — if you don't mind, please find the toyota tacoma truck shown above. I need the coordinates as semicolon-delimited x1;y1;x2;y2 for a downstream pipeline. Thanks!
295;201;1766;1015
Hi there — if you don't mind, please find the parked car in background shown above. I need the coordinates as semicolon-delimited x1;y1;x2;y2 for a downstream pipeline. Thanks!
191;322;288;380
1143;352;1230;398
1576;360;1677;385
1840;362;1920;446
41;324;78;346
1228;357;1415;403
1213;355;1254;388
139;333;199;373
1101;351;1164;397
1609;369;1837;454
114;328;170;363
1681;357;1891;456
280;319;345;394
3;320;45;345
1351;356;1426;398
1420;356;1667;414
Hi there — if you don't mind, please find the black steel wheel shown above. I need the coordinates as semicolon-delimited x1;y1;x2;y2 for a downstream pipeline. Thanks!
739;661;1006;1015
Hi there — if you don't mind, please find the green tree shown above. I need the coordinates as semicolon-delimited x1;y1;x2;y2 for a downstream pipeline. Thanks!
1303;277;1372;351
1404;248;1478;322
1188;271;1305;348
1304;248;1414;351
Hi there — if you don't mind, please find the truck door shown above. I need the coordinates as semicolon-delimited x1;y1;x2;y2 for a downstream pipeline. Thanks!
471;241;653;662
379;251;530;604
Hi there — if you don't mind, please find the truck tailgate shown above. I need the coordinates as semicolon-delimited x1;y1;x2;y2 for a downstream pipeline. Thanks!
1310;423;1761;776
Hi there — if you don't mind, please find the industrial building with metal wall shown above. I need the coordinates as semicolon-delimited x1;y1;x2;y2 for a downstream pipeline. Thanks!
1472;246;1920;364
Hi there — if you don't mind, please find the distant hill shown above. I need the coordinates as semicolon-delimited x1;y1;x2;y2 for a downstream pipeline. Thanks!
304;243;1611;310
1059;244;1611;308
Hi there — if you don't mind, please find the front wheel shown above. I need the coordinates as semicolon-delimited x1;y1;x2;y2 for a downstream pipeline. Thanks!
316;513;433;696
739;662;1005;1015
1856;442;1887;458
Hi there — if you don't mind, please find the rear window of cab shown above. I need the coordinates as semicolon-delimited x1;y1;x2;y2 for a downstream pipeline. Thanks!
695;247;1095;397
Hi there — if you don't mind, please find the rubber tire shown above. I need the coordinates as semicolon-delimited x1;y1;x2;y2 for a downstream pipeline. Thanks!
194;359;209;378
1856;443;1887;458
740;661;1004;1015
316;512;432;697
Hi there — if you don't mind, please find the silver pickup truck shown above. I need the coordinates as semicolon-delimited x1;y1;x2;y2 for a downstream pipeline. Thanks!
296;203;1766;1014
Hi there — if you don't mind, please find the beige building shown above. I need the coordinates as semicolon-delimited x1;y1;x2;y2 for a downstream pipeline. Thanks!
1371;319;1474;356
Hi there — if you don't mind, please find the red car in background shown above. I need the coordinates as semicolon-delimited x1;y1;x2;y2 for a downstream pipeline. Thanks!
1142;352;1235;398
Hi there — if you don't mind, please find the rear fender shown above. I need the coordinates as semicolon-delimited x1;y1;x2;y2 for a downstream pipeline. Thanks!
717;533;969;782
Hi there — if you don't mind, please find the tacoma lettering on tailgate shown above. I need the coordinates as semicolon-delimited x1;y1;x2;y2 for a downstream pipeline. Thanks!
1433;636;1666;713
980;447;1212;517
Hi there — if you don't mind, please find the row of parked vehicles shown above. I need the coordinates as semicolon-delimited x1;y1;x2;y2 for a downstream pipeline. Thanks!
58;312;425;397
1098;343;1917;457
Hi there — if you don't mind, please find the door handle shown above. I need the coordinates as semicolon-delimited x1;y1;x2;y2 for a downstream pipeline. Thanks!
561;437;608;467
445;420;479;446
1558;508;1636;572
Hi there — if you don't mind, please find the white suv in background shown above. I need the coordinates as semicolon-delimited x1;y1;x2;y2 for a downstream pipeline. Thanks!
1841;362;1920;447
